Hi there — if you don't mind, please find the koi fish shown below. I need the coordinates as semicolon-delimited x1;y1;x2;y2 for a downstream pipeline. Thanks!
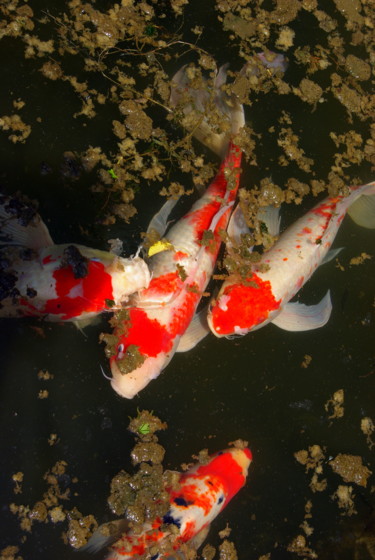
207;181;375;337
0;194;150;325
107;64;245;398
85;446;252;560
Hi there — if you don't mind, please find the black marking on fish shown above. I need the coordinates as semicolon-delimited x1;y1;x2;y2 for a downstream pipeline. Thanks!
62;245;89;279
163;512;181;529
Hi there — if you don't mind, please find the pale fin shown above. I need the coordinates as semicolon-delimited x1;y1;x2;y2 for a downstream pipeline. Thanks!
176;307;210;352
320;247;343;266
208;200;234;233
271;290;332;331
166;526;210;559
72;314;101;331
0;196;54;249
189;524;210;549
146;197;180;237
257;205;281;237
227;204;280;244
170;64;245;157
80;519;129;553
347;193;375;229
227;204;249;244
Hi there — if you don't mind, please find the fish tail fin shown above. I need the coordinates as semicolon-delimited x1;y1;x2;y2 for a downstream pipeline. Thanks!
347;182;375;229
169;64;245;157
0;194;54;249
80;519;129;553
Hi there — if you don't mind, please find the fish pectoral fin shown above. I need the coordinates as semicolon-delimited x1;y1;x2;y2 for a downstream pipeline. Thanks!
320;247;343;266
80;519;129;553
176;308;210;352
72;314;101;331
0;194;54;249
271;290;332;332
146;197;180;238
347;189;375;229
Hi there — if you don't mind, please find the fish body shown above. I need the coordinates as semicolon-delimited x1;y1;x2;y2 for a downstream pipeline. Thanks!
208;181;375;337
109;141;242;398
91;447;252;560
0;195;150;324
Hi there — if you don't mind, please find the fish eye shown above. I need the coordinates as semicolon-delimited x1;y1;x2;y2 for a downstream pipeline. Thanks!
117;343;124;356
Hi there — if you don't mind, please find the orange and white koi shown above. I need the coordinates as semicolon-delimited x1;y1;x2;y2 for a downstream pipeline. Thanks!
108;65;245;398
208;181;375;337
86;447;252;560
0;195;150;325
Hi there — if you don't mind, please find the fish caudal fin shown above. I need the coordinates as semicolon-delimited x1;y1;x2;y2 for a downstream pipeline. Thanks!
80;519;129;553
271;290;332;332
347;186;375;229
0;194;54;249
170;64;245;157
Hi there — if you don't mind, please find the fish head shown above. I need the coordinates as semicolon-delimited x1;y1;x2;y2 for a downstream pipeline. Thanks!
109;349;175;399
108;256;150;304
184;447;252;511
207;447;252;500
108;308;179;398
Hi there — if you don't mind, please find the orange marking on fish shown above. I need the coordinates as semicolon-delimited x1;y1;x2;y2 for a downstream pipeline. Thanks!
42;254;55;265
145;271;183;297
296;276;304;290
283;257;288;261
211;274;281;335
168;284;201;336
173;250;189;261
302;227;312;234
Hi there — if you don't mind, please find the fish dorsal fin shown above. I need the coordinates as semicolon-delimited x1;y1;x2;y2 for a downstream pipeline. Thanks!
257;205;281;237
0;196;54;249
347;192;375;229
227;204;281;245
271;290;332;332
146;197;180;238
176;307;210;352
80;519;129;553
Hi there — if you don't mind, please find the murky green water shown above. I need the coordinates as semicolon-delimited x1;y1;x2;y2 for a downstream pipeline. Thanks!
0;2;374;559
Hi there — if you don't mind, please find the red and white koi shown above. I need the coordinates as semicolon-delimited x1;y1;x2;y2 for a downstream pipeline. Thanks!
86;447;252;560
108;65;245;398
208;181;375;337
0;195;150;325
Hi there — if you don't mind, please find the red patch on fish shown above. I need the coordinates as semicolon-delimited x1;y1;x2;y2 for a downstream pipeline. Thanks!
211;274;281;335
42;254;55;265
22;261;114;320
45;261;113;319
144;271;183;297
117;308;173;358
194;450;249;504
173;250;189;261
168;284;201;336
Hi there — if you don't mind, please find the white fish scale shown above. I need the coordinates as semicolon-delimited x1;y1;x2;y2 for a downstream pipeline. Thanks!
171;475;226;538
247;186;370;304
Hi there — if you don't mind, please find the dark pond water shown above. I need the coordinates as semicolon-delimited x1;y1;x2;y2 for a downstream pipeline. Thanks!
0;1;374;559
